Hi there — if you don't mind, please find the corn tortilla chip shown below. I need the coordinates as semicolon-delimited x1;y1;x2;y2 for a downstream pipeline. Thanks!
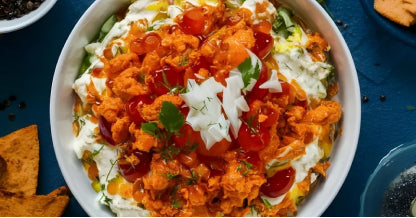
403;0;416;15
0;186;70;217
0;125;39;196
374;0;416;27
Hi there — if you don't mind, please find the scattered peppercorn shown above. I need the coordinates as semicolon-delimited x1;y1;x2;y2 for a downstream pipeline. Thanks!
18;101;26;109
0;102;5;111
342;24;348;30
3;99;11;107
8;113;15;121
380;95;386;102
0;0;44;20
335;19;343;26
362;96;369;103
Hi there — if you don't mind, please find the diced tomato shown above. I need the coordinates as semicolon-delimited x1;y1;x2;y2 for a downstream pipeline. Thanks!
173;124;200;148
198;154;226;177
179;7;206;35
149;65;184;96
118;150;152;183
242;151;262;170
196;138;232;157
125;95;153;125
252;21;272;34
98;116;115;145
247;64;269;103
260;167;295;198
130;32;162;55
252;31;274;59
237;122;270;152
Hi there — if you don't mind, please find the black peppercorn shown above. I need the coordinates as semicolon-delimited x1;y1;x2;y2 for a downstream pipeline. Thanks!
335;19;343;26
8;113;15;121
18;101;26;109
0;0;44;20
380;95;386;102
362;96;369;103
3;99;11;107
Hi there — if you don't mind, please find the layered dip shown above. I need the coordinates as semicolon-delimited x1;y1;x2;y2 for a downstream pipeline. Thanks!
71;0;341;216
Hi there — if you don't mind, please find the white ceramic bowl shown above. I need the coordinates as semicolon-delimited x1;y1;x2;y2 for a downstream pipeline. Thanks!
50;0;361;216
0;0;57;33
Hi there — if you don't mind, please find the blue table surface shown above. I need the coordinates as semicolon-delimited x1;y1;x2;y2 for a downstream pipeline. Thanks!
1;0;415;216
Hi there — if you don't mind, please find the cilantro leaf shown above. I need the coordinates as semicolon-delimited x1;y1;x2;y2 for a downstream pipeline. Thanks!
159;101;185;134
141;122;160;136
238;57;261;88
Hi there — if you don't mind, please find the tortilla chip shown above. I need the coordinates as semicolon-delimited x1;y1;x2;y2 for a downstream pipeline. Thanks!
0;186;70;217
374;0;416;27
403;0;416;15
0;125;39;196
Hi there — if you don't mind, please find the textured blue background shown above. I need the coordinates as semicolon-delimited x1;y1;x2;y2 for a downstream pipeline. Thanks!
0;0;415;216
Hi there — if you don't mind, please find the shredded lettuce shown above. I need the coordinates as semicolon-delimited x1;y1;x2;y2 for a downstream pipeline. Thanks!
272;7;296;39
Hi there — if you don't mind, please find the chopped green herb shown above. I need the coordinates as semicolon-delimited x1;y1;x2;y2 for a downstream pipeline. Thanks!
74;113;86;127
141;122;161;137
238;56;261;88
262;198;272;209
172;198;182;208
105;159;118;182
161;145;182;162
171;185;179;196
178;54;189;66
100;193;113;206
236;165;242;172
250;205;256;215
407;105;416;111
183;142;199;154
146;26;154;32
247;115;258;134
272;7;295;39
242;161;253;176
187;170;198;185
164;173;179;179
159;101;185;134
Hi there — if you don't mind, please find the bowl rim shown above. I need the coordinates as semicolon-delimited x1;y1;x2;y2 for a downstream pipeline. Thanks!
50;0;361;216
289;1;361;216
0;0;57;34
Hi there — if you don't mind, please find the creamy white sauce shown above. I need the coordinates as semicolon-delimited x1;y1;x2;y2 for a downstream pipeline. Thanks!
108;195;150;217
262;138;323;206
73;73;90;104
273;48;332;99
73;115;98;158
72;0;334;215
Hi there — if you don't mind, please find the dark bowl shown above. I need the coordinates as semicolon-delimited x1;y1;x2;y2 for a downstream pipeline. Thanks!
359;0;416;47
